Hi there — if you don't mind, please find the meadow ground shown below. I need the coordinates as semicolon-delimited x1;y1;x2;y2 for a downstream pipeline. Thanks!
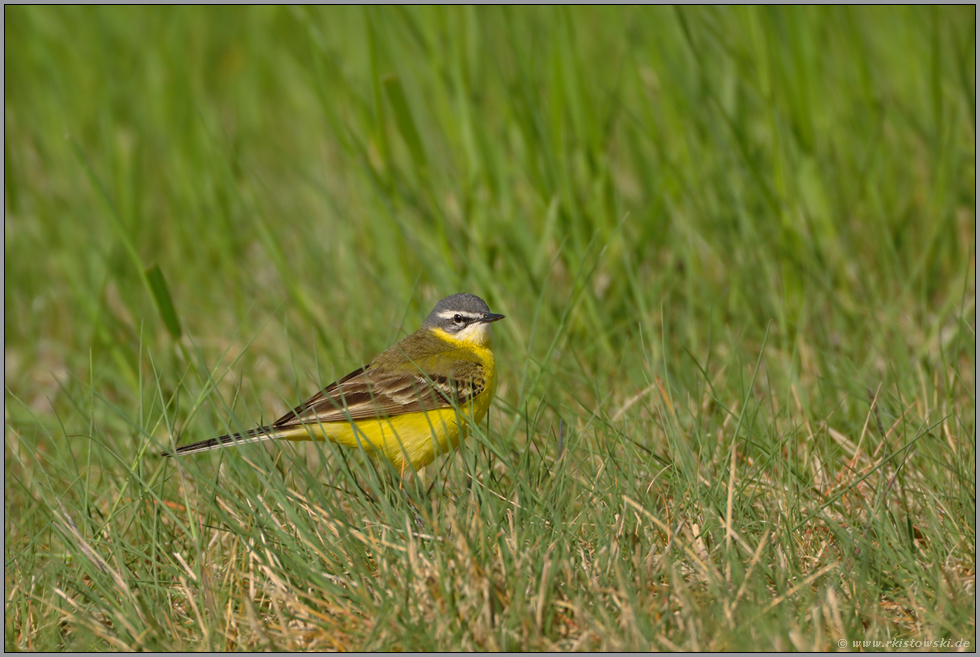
4;6;975;651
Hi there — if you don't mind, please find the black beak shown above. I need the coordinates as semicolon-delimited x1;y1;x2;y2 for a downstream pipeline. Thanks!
483;312;506;323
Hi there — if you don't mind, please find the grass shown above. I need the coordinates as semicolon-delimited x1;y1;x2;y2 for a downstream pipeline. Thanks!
4;5;975;651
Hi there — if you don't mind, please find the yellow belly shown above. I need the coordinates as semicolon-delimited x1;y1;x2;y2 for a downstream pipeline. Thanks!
277;394;493;471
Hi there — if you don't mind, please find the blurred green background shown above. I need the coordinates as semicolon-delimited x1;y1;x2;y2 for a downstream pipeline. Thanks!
4;6;975;651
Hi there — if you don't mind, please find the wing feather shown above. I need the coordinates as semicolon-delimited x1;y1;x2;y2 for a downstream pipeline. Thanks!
272;332;487;430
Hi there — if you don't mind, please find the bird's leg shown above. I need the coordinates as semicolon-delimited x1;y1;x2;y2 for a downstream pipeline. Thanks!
396;464;426;532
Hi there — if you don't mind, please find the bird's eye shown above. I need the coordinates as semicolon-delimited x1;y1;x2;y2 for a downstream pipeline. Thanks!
453;314;464;324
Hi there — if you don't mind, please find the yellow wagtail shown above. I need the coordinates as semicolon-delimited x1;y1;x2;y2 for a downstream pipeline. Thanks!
164;293;504;472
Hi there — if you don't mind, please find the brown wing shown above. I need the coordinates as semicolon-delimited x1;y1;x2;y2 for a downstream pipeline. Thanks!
272;333;487;430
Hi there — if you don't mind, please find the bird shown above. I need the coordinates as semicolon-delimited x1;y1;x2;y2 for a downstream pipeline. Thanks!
163;293;504;472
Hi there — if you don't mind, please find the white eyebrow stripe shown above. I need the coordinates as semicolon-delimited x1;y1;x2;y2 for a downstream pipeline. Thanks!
437;310;482;320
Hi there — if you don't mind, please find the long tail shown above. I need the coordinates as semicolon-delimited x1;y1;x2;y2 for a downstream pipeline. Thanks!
162;426;281;457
